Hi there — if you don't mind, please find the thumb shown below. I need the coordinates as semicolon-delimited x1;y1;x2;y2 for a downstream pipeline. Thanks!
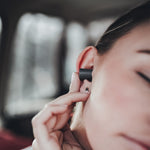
69;72;81;93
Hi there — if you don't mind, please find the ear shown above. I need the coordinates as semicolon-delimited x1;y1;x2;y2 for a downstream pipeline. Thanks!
76;46;98;72
76;46;98;93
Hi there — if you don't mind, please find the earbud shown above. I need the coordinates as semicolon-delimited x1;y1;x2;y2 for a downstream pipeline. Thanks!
79;69;93;82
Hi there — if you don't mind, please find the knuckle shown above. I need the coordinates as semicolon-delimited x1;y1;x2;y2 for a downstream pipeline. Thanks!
44;103;50;109
32;139;37;149
32;115;39;127
67;92;76;97
44;102;53;109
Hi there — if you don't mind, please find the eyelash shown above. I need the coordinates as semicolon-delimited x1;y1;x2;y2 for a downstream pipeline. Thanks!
137;72;150;84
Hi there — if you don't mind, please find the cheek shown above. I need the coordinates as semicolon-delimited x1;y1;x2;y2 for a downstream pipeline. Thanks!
83;78;128;134
82;72;143;149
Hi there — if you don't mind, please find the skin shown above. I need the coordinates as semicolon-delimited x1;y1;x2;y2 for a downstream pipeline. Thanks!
72;23;150;150
32;23;150;150
32;72;89;150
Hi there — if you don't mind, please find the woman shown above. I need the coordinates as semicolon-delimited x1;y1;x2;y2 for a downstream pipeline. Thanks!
32;1;150;149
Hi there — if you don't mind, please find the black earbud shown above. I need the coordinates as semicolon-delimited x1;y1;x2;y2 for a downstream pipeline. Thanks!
79;69;93;82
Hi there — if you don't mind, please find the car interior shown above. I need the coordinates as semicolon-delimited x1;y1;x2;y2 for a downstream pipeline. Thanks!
0;0;146;149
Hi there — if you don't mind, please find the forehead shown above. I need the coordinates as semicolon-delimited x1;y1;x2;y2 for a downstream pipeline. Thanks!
107;23;150;57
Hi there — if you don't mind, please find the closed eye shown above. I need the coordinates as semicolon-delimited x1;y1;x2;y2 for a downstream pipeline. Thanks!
137;71;150;84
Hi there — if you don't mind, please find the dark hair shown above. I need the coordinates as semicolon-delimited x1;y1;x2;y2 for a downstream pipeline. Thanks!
95;0;150;55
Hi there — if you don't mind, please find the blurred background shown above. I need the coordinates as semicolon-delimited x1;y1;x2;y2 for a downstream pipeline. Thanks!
0;0;147;149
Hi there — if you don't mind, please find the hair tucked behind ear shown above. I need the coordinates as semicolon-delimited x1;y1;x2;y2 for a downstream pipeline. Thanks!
71;1;150;126
95;0;150;55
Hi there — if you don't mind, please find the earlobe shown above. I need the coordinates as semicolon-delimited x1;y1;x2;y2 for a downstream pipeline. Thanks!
76;46;98;72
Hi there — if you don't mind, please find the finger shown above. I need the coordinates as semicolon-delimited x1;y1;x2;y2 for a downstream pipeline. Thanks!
34;132;62;150
50;131;63;146
32;93;89;142
63;129;81;147
32;105;68;141
51;92;89;106
69;72;81;93
36;131;63;150
50;93;89;130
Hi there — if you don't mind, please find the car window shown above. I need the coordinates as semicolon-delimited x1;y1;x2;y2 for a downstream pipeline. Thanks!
5;13;64;115
0;18;2;44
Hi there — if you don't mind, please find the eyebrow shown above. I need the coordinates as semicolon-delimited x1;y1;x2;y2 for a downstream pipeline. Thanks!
137;49;150;55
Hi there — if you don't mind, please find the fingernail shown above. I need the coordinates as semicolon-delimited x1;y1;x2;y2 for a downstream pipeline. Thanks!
85;90;90;94
71;72;76;83
85;92;90;95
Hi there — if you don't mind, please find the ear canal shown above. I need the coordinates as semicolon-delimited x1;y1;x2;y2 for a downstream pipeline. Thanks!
85;87;89;92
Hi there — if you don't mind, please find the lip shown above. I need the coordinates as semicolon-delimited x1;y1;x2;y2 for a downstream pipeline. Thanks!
121;134;150;150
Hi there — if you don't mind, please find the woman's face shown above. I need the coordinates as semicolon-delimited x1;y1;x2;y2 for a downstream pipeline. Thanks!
83;23;150;150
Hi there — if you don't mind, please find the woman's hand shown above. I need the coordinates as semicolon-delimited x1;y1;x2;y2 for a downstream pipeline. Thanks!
32;72;89;150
